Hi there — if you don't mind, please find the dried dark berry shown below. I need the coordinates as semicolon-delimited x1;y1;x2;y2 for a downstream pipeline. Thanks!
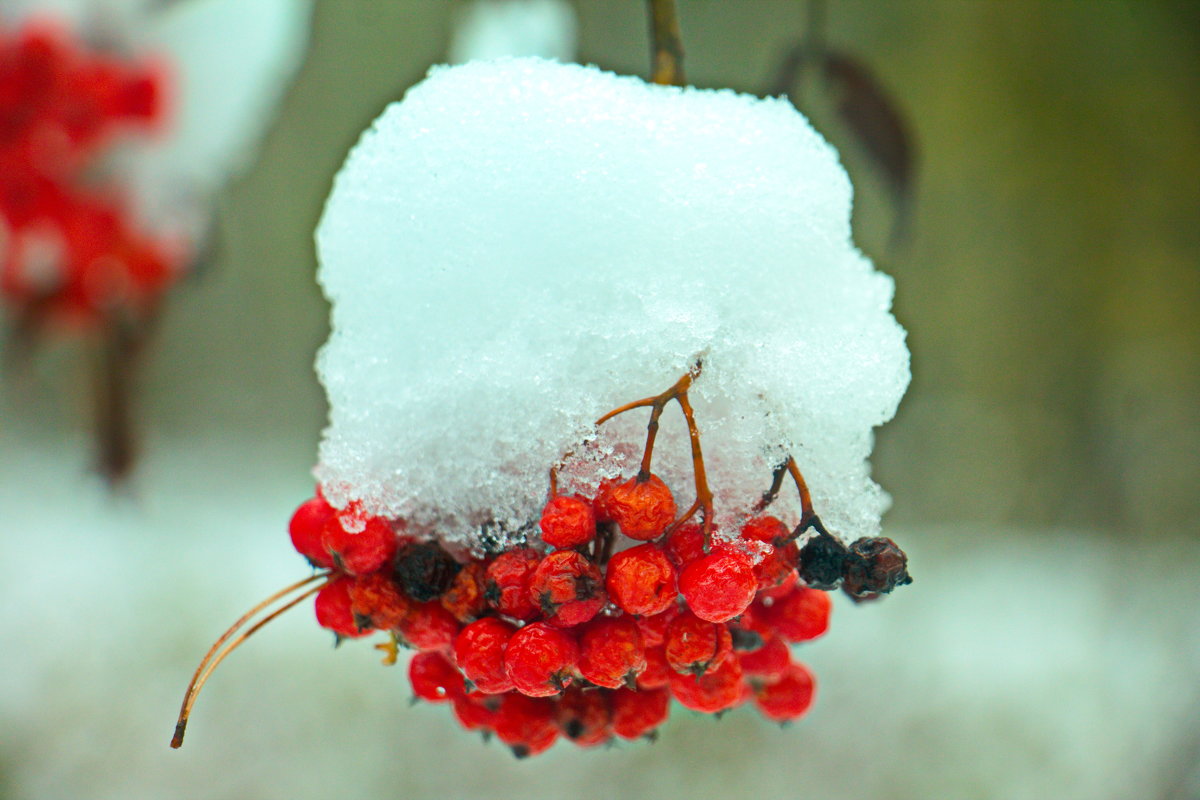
842;537;911;597
797;530;848;590
393;541;462;601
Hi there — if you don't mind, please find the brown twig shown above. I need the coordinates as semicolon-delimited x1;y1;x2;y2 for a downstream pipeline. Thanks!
757;456;829;537
647;0;685;86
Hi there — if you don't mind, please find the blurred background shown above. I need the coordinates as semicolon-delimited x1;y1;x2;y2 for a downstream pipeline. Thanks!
1;1;1197;799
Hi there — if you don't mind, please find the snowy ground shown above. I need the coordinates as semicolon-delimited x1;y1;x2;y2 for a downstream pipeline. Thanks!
1;434;1198;800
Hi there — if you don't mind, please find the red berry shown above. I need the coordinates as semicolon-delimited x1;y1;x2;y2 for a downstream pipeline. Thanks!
663;611;732;676
504;622;578;697
556;687;612;747
669;653;745;713
737;635;792;679
634;604;680;647
663;521;706;568
596;474;676;540
321;505;397;576
451;691;501;732
288;495;335;568
440;560;489;623
348;573;413;631
494;694;560;758
679;547;757;623
636;645;673;689
314;576;370;638
763;586;832;643
527;550;606;627
397;600;459;652
539;495;596;549
606;543;677;616
611;686;670;740
758;568;799;600
753;541;800;593
753;662;816;723
740;515;790;546
454;618;517;694
577;616;646;689
409;651;464;703
484;548;541;621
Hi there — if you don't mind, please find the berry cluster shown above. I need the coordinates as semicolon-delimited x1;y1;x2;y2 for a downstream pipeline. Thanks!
0;20;177;328
170;367;910;754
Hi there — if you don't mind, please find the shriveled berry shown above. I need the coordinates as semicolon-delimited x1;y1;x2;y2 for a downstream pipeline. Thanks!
409;651;464;703
494;694;560;758
763;586;832;643
740;515;790;546
843;537;912;597
484;548;541;621
440;560;489;623
314;576;371;638
596;474;676;541
737;635;791;679
321;506;397;576
797;530;849;590
637;645;672;689
679;547;757;623
454;617;516;694
611;686;670;740
348;572;413;632
663;522;706;567
753;662;816;722
539;495;596;549
634;604;680;647
556;687;612;747
528;550;606;627
504;621;578;697
397;600;459;652
664;611;732;676
577;616;646;689
288;496;335;568
393;541;460;602
669;654;744;713
606;543;677;616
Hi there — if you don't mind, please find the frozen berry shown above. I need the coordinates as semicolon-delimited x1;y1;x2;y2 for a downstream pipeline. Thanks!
669;653;744;714
484;548;541;621
596;474;676;540
454;617;516;694
753;662;816;723
440;560;489;623
504;621;578;697
321;506;397;576
288;495;335;568
539;495;596;549
664;611;732;676
763;586;832;643
679;547;757;623
606;543;677;616
314;576;371;638
494;694;560;758
528;550;605;627
393;541;460;601
843;537;912;597
409;651;464;703
577;615;646;689
611;686;670;740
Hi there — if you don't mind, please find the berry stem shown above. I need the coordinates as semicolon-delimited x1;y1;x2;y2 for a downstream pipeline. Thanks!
758;457;829;537
646;0;686;86
170;571;331;749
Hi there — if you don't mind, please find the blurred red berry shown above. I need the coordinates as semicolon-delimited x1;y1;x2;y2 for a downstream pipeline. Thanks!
753;662;816;723
669;654;744;714
636;645;672;689
634;603;680;647
611;686;670;740
409;651;463;703
736;635;792;679
494;694;560;758
321;506;397;576
314;576;371;639
556;687;612;747
398;600;459;652
454;618;517;694
288;495;336;568
763;586;832;643
663;521;706;568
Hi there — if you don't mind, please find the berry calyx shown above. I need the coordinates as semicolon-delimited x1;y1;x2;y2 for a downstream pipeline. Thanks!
539;494;597;549
605;543;677;616
596;473;676;541
678;547;757;623
503;622;578;697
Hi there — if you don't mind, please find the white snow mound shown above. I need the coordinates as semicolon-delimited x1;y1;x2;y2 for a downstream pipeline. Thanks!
314;58;909;548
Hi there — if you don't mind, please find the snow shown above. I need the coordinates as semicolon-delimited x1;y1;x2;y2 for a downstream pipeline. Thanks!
314;58;909;547
448;0;577;64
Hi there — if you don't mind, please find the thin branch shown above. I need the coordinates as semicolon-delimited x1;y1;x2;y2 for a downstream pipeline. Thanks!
647;0;685;86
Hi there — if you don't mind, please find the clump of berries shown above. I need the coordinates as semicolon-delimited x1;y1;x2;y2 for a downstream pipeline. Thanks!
171;365;911;755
